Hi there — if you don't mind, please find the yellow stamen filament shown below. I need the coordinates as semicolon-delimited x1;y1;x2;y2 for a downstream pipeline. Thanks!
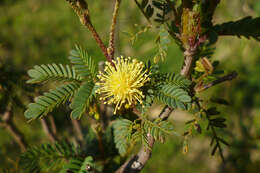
96;56;150;114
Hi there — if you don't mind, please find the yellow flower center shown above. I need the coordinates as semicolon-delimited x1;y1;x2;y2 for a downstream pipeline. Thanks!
96;56;150;114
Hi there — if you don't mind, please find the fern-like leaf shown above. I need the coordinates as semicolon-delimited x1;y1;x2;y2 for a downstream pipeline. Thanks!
157;84;191;110
27;64;81;84
69;45;98;78
70;81;95;119
165;73;192;89
59;156;98;173
214;16;260;41
113;119;133;156
20;141;80;173
25;82;80;120
143;119;175;143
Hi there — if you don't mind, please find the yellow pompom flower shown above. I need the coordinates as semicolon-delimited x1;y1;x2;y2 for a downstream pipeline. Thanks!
96;56;150;114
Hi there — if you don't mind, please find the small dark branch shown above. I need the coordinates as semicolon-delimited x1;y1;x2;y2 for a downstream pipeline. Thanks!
48;116;57;135
195;71;238;92
159;105;174;120
134;0;152;25
71;119;84;142
96;128;105;160
115;106;174;173
108;0;121;59
41;118;57;142
66;0;112;63
1;111;27;152
166;0;179;24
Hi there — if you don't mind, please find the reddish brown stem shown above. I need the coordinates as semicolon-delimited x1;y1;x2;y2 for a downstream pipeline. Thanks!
66;0;112;63
108;0;121;59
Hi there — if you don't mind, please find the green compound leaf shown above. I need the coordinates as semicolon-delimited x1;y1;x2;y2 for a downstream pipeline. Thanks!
68;45;98;78
157;84;191;110
165;73;192;89
25;82;80;120
113;119;133;156
20;141;80;173
59;156;99;173
70;81;95;119
143;119;175;143
27;64;81;84
214;16;260;41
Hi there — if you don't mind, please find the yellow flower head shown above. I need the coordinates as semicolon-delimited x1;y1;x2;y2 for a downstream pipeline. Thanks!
96;56;150;114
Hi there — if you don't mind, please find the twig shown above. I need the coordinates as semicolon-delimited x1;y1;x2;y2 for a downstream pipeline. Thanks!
49;116;57;135
165;0;179;24
0;111;27;152
195;71;238;92
41;118;57;142
108;0;121;59
71;119;84;142
133;0;152;25
115;106;173;173
180;48;196;77
66;0;111;63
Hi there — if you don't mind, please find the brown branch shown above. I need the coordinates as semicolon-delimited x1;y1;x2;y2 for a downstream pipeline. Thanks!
0;111;27;152
195;71;238;92
71;119;84;142
107;0;121;59
66;0;111;63
49;116;57;135
115;106;173;173
180;48;196;77
41;118;57;142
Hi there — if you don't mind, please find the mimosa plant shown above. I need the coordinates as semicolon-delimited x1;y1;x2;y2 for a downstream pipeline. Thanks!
20;0;260;172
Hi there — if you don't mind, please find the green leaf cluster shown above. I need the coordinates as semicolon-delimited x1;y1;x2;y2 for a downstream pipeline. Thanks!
60;156;99;173
68;45;98;78
214;16;260;41
113;118;175;155
24;83;80;119
25;45;98;120
113;119;133;156
20;141;80;173
27;64;81;84
154;73;192;110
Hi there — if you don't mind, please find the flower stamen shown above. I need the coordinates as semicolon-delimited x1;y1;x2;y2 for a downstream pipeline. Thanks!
96;56;150;114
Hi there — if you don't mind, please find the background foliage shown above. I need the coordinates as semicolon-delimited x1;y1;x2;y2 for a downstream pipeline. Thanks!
0;0;260;172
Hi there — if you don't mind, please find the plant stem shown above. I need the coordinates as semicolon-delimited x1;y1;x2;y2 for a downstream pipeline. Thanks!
71;119;84;142
0;111;27;152
49;116;57;135
41;118;57;142
66;0;111;63
108;0;121;59
180;49;196;77
195;71;238;92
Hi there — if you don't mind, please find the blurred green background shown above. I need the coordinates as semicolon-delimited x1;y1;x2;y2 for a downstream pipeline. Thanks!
0;0;260;172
